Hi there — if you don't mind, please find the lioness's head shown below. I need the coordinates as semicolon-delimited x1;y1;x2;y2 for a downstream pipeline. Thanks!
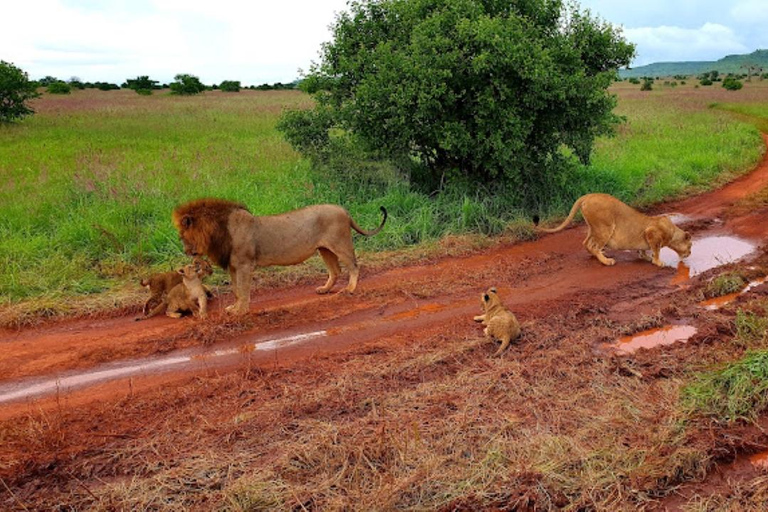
172;198;248;269
481;287;503;312
666;221;693;259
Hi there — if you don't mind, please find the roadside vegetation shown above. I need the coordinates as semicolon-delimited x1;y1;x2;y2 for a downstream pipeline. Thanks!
0;81;766;316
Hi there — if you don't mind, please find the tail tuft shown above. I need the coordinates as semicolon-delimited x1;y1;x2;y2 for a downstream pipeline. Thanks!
532;215;540;226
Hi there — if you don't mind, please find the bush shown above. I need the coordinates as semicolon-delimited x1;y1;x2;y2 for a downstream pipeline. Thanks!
136;88;153;96
722;77;743;91
628;77;640;84
280;0;634;205
125;75;159;93
219;80;241;92
169;73;205;95
640;78;653;91
96;82;120;91
46;81;71;94
700;78;713;86
0;60;40;123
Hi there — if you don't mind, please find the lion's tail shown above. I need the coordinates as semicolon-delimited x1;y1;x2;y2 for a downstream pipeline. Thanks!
535;195;588;233
351;206;388;236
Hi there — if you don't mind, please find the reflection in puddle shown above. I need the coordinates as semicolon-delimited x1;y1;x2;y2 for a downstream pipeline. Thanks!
749;450;768;470
613;325;698;354
0;330;326;404
700;277;768;310
661;235;756;284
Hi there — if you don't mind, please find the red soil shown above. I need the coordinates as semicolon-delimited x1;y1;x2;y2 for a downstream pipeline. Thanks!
2;134;768;509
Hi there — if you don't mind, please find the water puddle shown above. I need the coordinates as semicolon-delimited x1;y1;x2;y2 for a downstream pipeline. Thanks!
700;277;768;310
749;450;768;470
661;235;756;284
610;325;698;354
0;330;326;404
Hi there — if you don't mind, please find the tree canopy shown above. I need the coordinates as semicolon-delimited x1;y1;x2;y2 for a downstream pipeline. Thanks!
279;0;634;202
0;61;40;123
170;74;206;95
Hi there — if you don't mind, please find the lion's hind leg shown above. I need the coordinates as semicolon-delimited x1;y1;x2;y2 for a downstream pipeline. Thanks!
317;248;341;294
585;222;616;266
329;242;360;293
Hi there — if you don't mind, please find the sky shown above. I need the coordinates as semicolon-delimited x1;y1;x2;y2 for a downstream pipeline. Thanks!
2;0;768;85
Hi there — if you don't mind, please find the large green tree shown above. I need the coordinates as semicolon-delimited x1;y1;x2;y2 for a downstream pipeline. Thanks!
0;61;40;123
280;0;634;200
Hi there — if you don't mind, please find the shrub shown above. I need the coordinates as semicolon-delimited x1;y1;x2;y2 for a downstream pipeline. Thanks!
169;73;205;95
700;78;713;86
0;60;40;122
722;77;743;91
640;78;653;91
219;80;241;92
628;77;640;84
136;88;153;96
46;81;71;94
125;75;159;93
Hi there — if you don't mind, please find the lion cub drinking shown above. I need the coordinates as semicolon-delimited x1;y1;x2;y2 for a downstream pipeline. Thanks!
473;288;521;356
139;260;211;320
535;193;692;267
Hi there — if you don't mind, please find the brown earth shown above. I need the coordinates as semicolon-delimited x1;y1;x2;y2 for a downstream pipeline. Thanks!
1;136;768;510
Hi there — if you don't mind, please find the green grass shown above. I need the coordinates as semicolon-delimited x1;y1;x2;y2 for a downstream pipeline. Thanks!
681;349;768;423
0;83;767;307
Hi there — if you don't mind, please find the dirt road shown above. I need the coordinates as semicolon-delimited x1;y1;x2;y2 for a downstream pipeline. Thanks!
1;136;768;510
2;136;768;415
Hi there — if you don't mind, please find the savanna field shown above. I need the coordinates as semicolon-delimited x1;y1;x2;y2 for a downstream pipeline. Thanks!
2;81;768;510
0;81;766;315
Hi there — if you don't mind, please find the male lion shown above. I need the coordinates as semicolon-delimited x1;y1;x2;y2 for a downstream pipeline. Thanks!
172;198;388;315
140;258;213;315
139;261;210;320
535;193;692;267
473;287;521;356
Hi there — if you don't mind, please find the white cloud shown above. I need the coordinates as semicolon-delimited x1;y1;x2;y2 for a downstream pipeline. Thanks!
625;23;749;66
730;0;768;23
1;0;348;85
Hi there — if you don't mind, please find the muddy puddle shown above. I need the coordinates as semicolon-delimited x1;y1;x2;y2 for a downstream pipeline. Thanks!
700;277;768;310
0;330;326;404
661;235;756;284
750;450;768;470
609;325;698;355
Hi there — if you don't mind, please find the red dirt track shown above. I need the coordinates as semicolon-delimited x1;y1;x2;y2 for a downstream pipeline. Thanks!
2;136;768;509
2;134;768;416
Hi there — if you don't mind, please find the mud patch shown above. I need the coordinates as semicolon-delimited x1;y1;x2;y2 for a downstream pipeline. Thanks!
750;450;768;470
662;235;756;284
0;330;326;404
610;325;698;354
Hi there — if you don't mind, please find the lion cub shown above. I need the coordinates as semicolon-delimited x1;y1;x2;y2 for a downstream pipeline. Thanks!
139;261;210;320
140;258;212;315
473;288;521;356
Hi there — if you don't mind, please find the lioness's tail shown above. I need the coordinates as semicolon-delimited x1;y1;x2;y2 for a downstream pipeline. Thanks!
351;206;388;236
535;195;588;233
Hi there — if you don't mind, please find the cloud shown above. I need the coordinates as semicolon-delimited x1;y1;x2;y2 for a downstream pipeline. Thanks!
625;23;749;66
1;0;349;84
730;0;768;23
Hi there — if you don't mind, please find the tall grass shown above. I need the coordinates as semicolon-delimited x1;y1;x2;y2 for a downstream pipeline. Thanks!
0;82;766;304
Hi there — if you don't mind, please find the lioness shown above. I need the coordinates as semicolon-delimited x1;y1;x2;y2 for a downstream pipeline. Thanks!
473;287;521;356
140;258;213;315
172;198;388;315
139;261;210;320
535;193;692;267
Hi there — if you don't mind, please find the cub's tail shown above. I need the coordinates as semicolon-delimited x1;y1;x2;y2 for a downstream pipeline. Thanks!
351;206;388;236
534;195;588;233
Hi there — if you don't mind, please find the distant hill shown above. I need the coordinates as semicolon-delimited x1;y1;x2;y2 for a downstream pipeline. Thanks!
619;49;768;78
